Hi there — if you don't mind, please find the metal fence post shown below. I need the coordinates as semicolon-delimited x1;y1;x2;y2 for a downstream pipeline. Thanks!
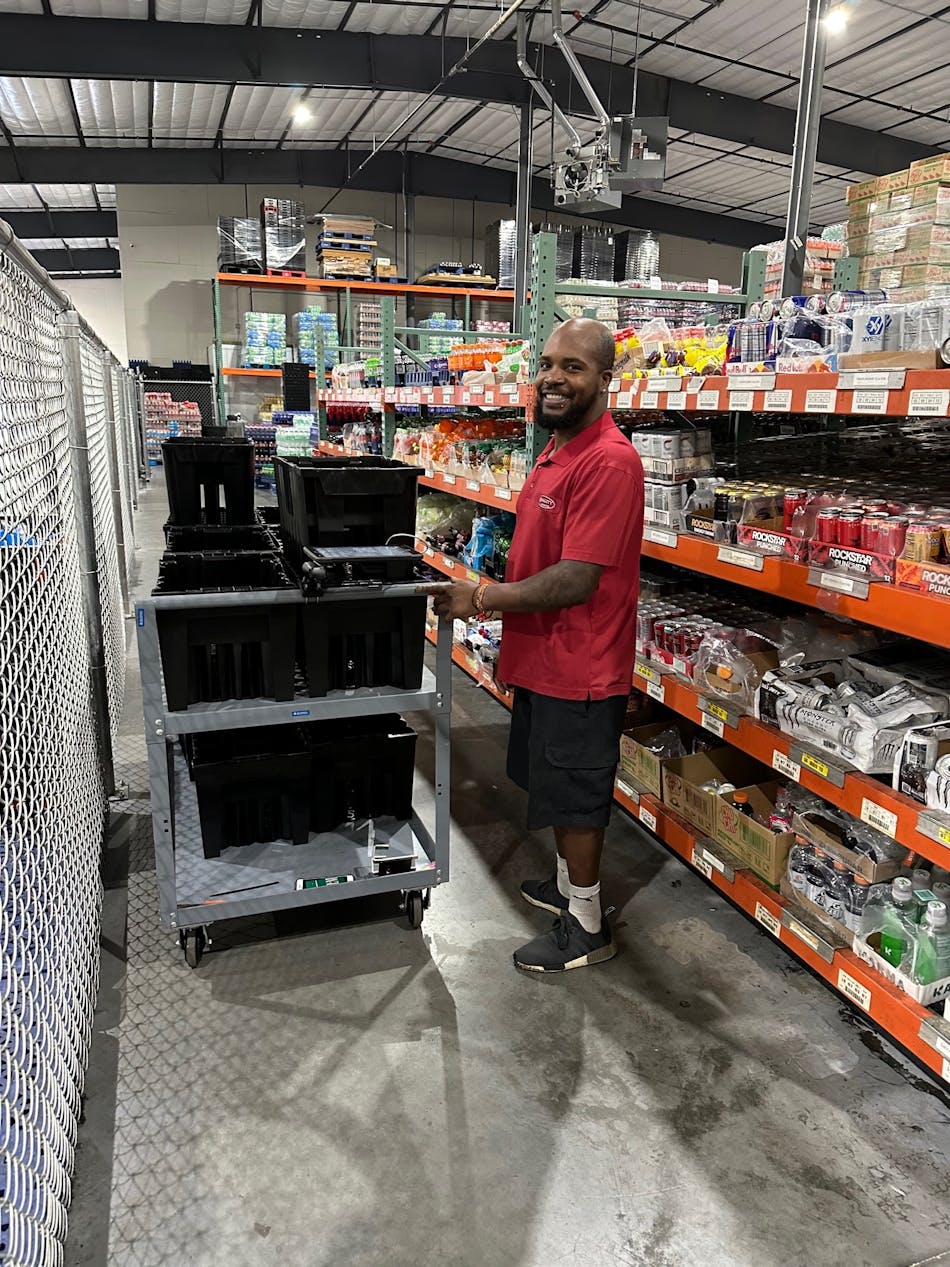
135;372;151;482
61;309;116;796
101;353;132;615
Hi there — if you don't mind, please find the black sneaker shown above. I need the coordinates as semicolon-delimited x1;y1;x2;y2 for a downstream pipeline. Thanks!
513;910;616;974
520;875;569;915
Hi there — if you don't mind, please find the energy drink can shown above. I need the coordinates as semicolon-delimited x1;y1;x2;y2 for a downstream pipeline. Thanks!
780;295;809;320
827;289;887;314
837;511;864;548
904;523;941;561
860;516;883;552
805;295;827;314
878;516;909;557
816;508;840;544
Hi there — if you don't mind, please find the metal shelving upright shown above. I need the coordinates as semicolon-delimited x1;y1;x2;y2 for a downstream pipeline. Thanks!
137;588;453;966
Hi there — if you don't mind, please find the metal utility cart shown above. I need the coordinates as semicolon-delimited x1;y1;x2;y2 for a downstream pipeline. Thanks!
137;586;451;967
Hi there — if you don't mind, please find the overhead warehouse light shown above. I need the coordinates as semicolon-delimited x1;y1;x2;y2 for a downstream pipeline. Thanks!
292;103;312;124
823;6;849;33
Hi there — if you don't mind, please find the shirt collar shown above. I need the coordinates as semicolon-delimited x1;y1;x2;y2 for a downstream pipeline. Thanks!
537;411;617;467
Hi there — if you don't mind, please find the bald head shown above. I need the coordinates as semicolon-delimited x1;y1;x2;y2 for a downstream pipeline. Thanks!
546;317;616;374
535;317;615;435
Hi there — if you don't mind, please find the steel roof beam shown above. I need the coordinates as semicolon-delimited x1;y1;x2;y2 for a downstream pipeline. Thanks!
0;14;939;174
4;209;117;236
0;146;768;248
30;246;119;272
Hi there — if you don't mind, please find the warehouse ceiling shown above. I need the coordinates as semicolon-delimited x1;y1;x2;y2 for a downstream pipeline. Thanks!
0;0;947;276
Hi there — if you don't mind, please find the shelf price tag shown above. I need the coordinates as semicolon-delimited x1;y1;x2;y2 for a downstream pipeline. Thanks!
805;389;837;413
441;387;454;402
470;384;483;395
666;392;687;410
800;751;830;779
705;702;730;723
442;556;455;569
462;391;472;404
754;902;781;936
772;750;801;782
618;391;634;409
443;474;456;485
639;806;658;833
816;570;869;599
424;469;435;479
786;918;821;952
939;824;950;847
860;797;898;838
634;661;658;683
501;383;519;396
729;391;755;411
644;526;678;549
837;970;872;1012
641;392;659;410
702;713;725;738
717;545;765;571
672;655;688;676
484;390;495;404
691;848;715;880
908;389;950;416
764;390;793;411
609;380;621;393
697;390;721;410
466;479;481;492
852;390;889;414
495;488;512;501
647;680;666;703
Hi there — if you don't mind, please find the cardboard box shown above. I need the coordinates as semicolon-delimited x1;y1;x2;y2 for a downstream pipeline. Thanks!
736;524;809;562
908;155;950;187
876;168;910;195
897;557;950;597
836;349;944;371
791;809;902;883
620;720;706;797
807;541;896;583
853;934;950;1006
847;177;880;205
780;875;854;947
662;749;768;838
715;781;794;887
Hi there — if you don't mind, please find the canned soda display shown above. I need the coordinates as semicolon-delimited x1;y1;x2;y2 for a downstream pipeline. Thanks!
860;516;883;552
827;289;887;314
815;508;840;543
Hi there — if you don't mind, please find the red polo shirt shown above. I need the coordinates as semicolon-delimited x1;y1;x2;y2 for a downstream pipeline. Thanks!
498;411;644;701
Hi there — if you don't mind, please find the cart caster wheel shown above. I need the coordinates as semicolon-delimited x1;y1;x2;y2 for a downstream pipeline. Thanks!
406;891;425;929
182;929;205;968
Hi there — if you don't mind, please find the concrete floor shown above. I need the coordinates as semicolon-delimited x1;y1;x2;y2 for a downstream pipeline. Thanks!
65;473;950;1267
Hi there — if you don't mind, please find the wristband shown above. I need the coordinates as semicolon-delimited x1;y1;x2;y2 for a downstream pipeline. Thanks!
472;581;496;618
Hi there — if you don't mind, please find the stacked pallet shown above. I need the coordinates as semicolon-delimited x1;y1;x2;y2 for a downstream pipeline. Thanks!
315;215;377;280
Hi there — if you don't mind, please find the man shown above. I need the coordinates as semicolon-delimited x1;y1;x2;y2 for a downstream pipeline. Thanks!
430;317;644;974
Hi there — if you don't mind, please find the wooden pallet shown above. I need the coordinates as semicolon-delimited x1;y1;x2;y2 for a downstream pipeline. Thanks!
416;272;498;288
266;268;306;278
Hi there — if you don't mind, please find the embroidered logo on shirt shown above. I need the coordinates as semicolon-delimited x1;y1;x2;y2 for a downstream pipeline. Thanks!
538;495;557;510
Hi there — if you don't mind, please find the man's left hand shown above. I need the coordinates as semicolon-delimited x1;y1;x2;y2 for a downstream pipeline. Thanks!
425;579;480;620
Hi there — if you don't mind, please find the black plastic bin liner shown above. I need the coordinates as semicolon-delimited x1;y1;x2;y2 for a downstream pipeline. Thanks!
275;456;420;562
301;594;426;696
308;715;417;833
186;725;312;857
163;436;255;526
163;523;280;553
153;552;297;709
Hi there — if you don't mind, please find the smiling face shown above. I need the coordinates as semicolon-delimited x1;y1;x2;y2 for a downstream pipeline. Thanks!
534;319;614;434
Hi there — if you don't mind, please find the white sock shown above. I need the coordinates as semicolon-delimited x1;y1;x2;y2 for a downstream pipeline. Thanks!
568;881;602;934
556;853;570;899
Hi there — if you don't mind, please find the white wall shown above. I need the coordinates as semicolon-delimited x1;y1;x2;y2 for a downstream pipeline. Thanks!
61;277;128;362
116;183;746;362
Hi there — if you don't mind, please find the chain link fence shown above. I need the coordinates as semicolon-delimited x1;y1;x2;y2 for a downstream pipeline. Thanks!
0;222;140;1265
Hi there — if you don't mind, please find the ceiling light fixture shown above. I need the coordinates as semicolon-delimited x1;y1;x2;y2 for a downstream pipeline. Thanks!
292;104;313;124
823;6;849;33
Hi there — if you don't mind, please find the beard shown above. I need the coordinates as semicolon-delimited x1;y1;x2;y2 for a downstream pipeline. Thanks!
534;384;601;431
